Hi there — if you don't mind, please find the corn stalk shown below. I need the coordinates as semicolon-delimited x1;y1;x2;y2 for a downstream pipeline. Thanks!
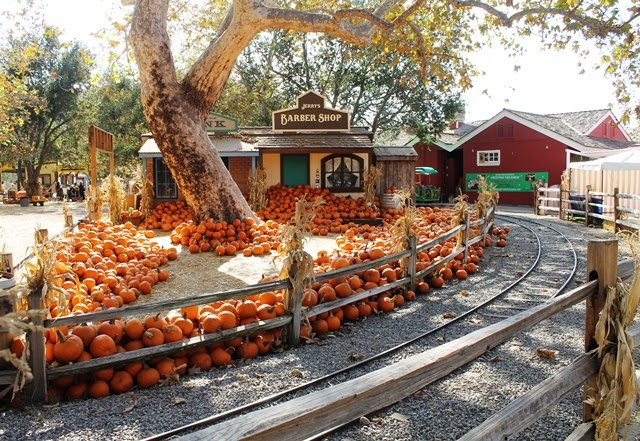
0;310;39;400
451;194;469;248
86;185;103;222
139;177;154;219
363;165;383;210
588;231;640;440
475;175;498;223
277;196;322;311
389;188;415;272
101;175;126;224
248;167;267;212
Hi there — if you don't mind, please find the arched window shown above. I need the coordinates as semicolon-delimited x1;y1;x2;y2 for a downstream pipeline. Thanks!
321;154;364;192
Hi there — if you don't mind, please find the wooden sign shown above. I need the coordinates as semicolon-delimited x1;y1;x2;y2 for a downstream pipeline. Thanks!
205;112;239;132
273;90;350;132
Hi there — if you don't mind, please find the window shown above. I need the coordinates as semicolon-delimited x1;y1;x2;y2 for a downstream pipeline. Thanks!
477;150;500;166
497;124;513;137
222;157;229;170
321;154;364;191
154;158;178;199
506;124;514;137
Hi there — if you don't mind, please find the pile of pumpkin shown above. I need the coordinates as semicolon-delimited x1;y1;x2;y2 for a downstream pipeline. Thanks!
138;200;193;231
168;217;284;256
256;184;385;235
10;295;290;401
41;220;176;317
7;201;508;402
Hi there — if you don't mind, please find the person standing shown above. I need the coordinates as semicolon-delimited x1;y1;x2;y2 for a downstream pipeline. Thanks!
78;181;85;201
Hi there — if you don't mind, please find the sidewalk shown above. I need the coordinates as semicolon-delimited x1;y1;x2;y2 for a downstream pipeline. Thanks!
0;201;89;269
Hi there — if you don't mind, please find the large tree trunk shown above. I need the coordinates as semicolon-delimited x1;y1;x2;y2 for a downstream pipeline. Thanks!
130;0;261;222
129;0;377;222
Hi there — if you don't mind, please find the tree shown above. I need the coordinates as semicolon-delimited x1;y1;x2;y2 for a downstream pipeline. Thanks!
231;31;463;140
85;76;148;174
1;26;92;196
128;0;639;222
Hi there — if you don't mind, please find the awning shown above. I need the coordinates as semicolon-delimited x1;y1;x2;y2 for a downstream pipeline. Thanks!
416;166;438;175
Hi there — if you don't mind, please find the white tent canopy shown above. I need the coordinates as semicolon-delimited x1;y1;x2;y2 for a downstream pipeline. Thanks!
569;148;640;171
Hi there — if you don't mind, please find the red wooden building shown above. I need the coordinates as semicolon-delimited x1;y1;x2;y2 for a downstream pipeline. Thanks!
408;109;635;205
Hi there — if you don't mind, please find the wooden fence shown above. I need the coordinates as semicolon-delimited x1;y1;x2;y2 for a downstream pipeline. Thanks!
1;206;495;404
180;240;636;441
535;185;640;231
2;208;637;440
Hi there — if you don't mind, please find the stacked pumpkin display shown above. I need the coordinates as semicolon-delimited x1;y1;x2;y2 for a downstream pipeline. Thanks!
7;194;509;403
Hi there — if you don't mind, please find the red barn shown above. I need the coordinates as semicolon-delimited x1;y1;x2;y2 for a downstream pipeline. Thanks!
409;109;635;205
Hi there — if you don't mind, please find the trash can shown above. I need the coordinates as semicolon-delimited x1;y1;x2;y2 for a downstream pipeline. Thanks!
569;195;585;211
590;197;603;215
19;197;30;207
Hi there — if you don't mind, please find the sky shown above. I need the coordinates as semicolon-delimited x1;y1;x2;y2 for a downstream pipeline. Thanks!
3;0;630;127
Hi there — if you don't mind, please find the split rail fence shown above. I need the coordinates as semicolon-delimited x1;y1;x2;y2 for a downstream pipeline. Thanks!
1;207;638;441
1;206;495;404
535;185;640;231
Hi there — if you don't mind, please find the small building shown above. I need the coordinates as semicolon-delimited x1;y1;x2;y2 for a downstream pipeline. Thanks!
138;91;416;206
409;109;635;205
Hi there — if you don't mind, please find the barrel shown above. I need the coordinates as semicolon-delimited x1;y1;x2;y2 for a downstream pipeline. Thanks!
381;193;402;210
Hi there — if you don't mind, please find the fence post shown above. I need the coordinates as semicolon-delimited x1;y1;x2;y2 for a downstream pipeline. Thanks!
584;185;591;227
408;235;417;291
613;187;620;233
286;258;304;347
462;210;470;264
533;185;539;216
26;289;47;404
558;188;563;221
582;239;618;422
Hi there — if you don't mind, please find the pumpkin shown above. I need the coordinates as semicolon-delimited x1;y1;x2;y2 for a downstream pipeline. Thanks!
109;370;134;394
71;323;98;349
142;328;165;347
53;332;84;363
89;334;117;358
136;367;160;389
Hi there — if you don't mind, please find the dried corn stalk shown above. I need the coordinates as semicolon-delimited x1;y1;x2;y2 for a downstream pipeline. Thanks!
0;310;39;400
588;231;640;440
62;201;73;227
86;185;103;222
139;177;154;219
101;175;126;224
475;176;498;223
363;165;383;210
248;167;267;212
389;188;415;272
277;196;322;311
451;194;469;248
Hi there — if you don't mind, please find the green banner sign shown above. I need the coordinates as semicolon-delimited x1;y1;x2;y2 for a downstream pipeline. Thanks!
466;172;549;192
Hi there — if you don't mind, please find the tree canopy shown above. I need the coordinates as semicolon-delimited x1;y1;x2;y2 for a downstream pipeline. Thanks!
0;23;93;194
124;0;639;221
216;31;464;141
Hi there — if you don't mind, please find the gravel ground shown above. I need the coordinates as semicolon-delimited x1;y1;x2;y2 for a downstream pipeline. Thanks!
0;206;638;441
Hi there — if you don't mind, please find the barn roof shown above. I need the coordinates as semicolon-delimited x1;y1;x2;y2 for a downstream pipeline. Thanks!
453;109;635;154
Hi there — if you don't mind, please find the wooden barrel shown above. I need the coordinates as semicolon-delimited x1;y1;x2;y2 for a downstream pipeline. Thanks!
381;193;401;210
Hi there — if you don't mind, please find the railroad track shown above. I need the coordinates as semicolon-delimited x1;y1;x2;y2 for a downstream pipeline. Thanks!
144;213;585;441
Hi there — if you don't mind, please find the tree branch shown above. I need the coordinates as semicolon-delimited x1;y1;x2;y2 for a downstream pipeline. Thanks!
450;0;633;35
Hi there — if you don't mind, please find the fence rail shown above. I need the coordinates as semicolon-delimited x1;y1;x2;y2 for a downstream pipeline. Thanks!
1;205;496;404
535;185;640;231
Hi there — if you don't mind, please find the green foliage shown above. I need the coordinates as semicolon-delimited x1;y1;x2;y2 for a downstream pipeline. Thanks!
219;31;464;140
84;76;148;176
0;20;93;194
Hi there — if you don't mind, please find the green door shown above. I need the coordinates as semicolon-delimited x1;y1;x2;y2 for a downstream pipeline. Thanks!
281;154;309;187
